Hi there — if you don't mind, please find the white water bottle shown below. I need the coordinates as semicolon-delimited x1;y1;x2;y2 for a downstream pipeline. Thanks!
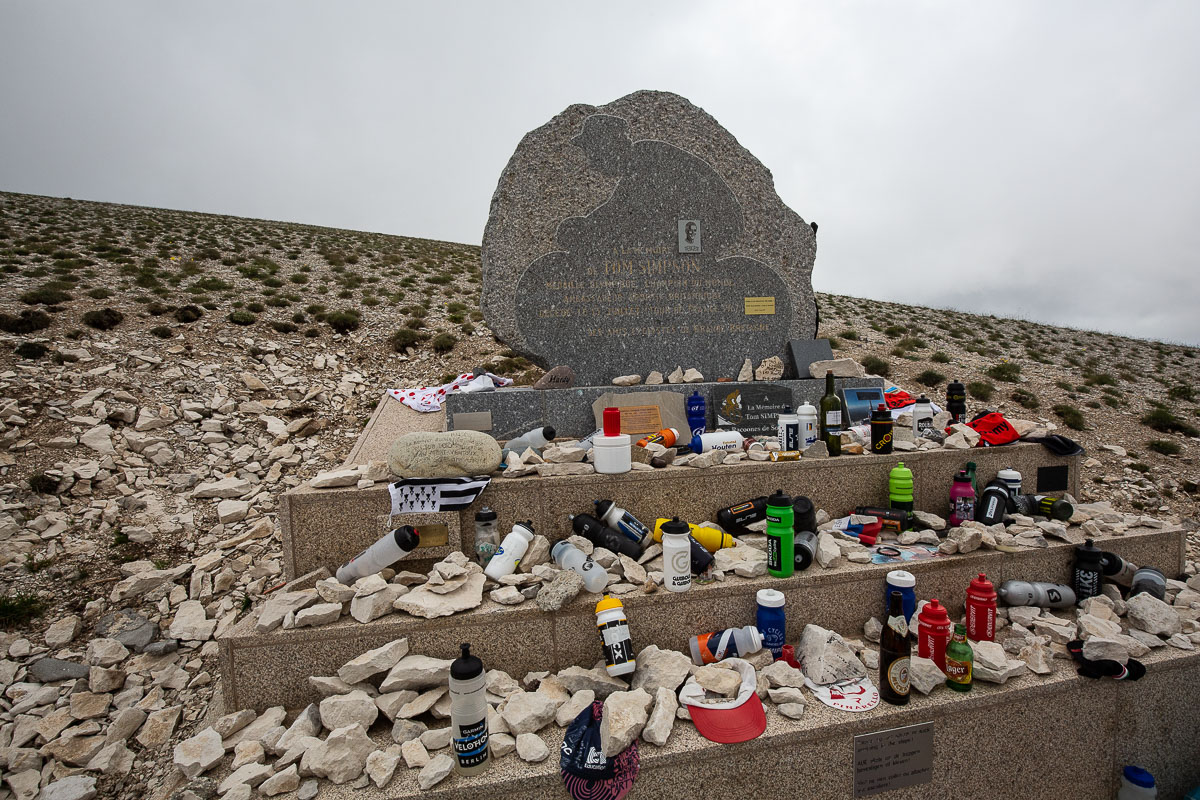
335;526;420;584
689;430;745;453
797;402;819;447
551;540;608;593
660;517;692;593
449;643;490;776
595;595;635;676
502;425;555;456
912;395;934;438
483;522;535;581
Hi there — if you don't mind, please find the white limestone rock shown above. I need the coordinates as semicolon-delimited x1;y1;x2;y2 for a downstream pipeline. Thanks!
338;639;410;684
1126;592;1182;637
556;689;596;727
760;660;806;689
173;727;224;779
516;732;551;762
365;750;400;789
393;573;485;619
319;690;379;731
500;691;558;735
908;656;945;695
379;654;453;693
300;723;374;785
1082;637;1130;665
630;645;692;694
556;664;628;699
600;688;653;757
797;625;867;685
641;686;677;746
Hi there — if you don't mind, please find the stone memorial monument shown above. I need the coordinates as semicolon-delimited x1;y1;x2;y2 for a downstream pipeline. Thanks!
482;90;818;386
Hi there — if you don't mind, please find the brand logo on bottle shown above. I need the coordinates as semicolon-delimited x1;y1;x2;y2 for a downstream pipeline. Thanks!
872;430;892;450
767;537;781;571
453;717;489;767
887;657;910;694
598;619;632;667
945;658;971;683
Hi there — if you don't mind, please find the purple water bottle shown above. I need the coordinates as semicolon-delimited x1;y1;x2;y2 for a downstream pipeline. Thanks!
686;391;706;438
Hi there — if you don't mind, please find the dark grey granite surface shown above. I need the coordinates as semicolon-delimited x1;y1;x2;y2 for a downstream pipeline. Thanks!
786;338;835;378
482;91;819;385
445;377;883;439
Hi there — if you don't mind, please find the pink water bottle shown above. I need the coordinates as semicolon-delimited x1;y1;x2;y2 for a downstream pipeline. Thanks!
948;470;976;527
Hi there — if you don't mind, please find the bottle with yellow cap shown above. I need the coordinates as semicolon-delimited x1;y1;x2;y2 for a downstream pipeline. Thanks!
595;595;635;676
652;518;735;553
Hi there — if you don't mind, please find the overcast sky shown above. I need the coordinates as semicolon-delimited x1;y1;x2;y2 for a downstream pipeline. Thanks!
3;1;1199;344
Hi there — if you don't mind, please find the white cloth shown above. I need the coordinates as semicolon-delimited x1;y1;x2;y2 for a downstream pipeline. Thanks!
388;371;513;413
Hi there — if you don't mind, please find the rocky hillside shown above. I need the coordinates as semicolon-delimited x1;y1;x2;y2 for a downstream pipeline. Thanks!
0;191;1197;797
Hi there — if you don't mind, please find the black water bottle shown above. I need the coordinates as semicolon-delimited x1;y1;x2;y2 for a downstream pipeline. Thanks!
946;379;967;424
1099;552;1137;587
975;479;1012;526
791;496;817;535
870;403;894;454
1072;539;1103;603
568;513;640;559
716;497;767;532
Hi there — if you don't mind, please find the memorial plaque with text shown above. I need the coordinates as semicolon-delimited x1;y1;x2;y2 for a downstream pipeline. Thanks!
853;722;934;797
483;91;819;386
712;383;793;438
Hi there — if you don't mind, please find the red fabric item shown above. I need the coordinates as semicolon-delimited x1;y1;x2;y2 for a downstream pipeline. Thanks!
883;389;914;410
967;412;1019;446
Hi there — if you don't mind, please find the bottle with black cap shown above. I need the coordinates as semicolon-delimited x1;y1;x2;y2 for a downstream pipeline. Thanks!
716;496;768;533
1072;538;1104;602
792;495;817;572
449;643;490;775
335;526;420;584
946;379;967;424
568;513;641;559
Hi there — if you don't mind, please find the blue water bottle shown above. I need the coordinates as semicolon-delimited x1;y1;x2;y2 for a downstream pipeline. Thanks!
884;570;917;623
756;589;786;659
686;391;706;438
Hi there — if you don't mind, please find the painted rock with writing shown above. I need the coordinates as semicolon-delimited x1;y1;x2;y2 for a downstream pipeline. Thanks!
387;431;502;478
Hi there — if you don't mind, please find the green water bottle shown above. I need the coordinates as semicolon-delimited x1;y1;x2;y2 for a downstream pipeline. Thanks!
889;462;914;530
766;490;794;578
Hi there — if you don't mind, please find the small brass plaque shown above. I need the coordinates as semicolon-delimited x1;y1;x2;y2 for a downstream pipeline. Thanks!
744;297;776;315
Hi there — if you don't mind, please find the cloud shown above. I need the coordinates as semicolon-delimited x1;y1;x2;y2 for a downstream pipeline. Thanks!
1;0;1197;343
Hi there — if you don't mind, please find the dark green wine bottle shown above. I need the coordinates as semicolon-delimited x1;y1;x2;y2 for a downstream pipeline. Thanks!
819;370;843;456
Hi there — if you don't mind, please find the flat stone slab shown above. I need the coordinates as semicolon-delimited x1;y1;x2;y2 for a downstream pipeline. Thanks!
482;90;818;385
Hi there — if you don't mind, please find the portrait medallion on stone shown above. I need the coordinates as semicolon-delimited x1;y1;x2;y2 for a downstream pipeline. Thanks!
678;219;701;254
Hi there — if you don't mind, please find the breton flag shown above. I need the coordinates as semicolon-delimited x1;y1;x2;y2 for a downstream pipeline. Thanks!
388;476;491;516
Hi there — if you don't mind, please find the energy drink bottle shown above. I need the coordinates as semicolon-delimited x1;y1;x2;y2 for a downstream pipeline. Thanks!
870;403;893;454
449;643;490;775
946;379;967;424
1072;538;1104;602
944;624;973;692
819;370;843;456
595;596;635;676
766;490;794;578
336;526;420;584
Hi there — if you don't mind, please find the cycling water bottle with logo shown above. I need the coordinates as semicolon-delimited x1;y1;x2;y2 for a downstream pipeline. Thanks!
765;490;794;578
449;643;490;775
660;517;693;593
595;596;635;676
870;403;894;454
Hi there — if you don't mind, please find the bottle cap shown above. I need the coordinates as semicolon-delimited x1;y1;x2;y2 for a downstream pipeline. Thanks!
756;588;785;607
595;595;624;614
392;526;420;550
886;569;916;588
660;516;690;537
602;408;621;437
954;470;971;483
1122;766;1155;789
767;489;792;507
541;426;557;440
920;598;950;623
474;506;497;522
450;642;483;680
594;500;614;518
968;573;996;598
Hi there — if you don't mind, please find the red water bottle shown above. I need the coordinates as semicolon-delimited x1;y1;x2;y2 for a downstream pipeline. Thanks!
917;598;952;671
965;573;997;642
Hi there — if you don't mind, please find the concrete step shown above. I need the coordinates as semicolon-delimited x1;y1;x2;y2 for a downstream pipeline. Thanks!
219;523;1186;712
283;429;1083;580
202;647;1200;800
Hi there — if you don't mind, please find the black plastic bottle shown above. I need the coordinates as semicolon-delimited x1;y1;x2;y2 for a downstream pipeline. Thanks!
946;379;967;424
1072;539;1104;603
716;497;768;533
870;403;894;454
1012;494;1073;521
568;513;640;559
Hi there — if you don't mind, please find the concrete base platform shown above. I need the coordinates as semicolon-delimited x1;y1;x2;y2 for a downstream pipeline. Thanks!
220;524;1185;712
212;647;1200;800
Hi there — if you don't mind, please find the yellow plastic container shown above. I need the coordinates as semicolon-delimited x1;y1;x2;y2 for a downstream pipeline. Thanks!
652;518;735;552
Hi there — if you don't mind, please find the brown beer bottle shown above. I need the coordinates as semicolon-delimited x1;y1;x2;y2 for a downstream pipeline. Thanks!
879;591;911;705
